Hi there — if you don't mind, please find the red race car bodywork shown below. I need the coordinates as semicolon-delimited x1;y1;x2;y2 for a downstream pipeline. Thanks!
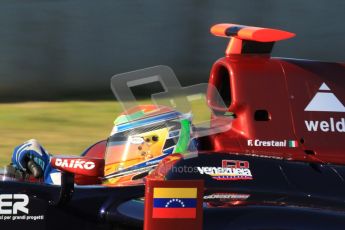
206;23;345;165
67;23;345;188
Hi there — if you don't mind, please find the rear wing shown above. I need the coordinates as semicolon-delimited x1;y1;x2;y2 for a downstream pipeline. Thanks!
211;23;295;55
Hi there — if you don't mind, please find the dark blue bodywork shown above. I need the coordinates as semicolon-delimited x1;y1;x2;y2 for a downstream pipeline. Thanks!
1;153;345;229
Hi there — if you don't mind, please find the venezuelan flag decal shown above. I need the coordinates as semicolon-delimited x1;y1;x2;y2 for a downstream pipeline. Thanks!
152;187;197;218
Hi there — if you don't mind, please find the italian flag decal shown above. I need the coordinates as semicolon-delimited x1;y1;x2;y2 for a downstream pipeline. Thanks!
288;140;298;148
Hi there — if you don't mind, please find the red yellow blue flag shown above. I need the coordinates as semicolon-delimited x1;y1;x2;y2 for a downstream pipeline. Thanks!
152;187;197;218
144;179;204;230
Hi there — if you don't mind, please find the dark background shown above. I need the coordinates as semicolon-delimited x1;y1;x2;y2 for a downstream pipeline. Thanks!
0;0;344;101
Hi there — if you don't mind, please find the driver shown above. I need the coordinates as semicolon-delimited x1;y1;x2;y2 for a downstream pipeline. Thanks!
9;105;196;185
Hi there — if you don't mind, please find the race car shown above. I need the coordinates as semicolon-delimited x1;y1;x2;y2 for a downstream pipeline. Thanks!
1;23;345;230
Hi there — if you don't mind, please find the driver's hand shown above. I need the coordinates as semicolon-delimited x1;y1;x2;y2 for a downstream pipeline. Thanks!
11;139;50;178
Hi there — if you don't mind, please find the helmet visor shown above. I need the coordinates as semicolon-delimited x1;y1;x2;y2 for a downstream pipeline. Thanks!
104;124;170;177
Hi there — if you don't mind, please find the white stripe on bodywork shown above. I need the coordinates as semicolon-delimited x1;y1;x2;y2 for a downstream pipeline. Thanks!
49;172;61;185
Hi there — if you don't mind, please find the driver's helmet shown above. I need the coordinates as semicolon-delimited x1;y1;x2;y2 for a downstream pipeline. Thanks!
103;104;195;185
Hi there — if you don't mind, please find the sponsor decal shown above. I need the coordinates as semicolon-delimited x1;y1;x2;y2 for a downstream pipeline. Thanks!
204;193;250;200
152;187;197;218
247;139;298;148
55;158;95;170
305;118;345;133
0;194;45;221
0;194;28;215
130;136;144;144
304;83;345;133
305;83;345;112
197;160;253;181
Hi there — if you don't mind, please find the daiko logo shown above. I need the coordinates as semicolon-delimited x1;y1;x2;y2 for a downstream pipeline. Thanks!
55;158;96;170
304;83;345;133
0;194;29;215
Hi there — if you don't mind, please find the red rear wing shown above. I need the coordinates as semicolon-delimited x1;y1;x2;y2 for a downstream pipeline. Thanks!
211;23;295;55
